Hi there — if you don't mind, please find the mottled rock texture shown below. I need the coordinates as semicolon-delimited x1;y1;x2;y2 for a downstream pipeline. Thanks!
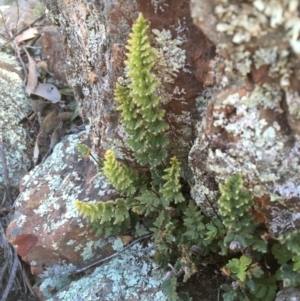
6;132;117;275
189;0;300;236
39;242;166;301
275;287;300;301
43;0;214;179
40;25;68;86
0;51;31;193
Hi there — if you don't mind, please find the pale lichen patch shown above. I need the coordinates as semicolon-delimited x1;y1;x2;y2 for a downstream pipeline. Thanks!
46;243;166;301
0;51;31;189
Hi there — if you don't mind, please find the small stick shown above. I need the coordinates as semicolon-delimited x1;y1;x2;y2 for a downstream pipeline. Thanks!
13;43;28;87
22;264;36;296
0;134;13;204
74;234;153;274
0;247;19;301
14;0;20;35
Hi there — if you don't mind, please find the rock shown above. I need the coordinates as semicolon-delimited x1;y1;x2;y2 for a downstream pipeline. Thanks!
0;51;31;196
188;0;300;236
190;0;292;49
40;25;68;86
43;0;215;179
36;241;166;301
6;131;118;275
275;287;300;301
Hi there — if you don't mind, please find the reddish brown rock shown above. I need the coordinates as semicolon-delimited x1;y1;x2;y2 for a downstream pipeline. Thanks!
6;132;116;275
43;0;215;178
40;25;68;85
189;1;300;235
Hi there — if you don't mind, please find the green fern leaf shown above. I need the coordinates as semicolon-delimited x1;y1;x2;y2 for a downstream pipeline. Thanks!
161;275;179;301
103;149;138;195
160;157;184;204
77;143;91;158
114;13;169;167
114;198;130;225
226;255;252;282
134;190;161;216
100;201;114;224
271;243;292;265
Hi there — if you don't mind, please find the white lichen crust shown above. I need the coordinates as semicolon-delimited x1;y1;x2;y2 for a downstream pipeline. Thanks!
189;0;300;235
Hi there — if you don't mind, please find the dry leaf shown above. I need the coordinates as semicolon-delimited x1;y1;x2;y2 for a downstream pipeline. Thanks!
33;133;41;165
42;110;59;137
24;47;38;95
30;98;48;114
15;27;38;44
53;112;74;122
32;83;61;103
36;61;49;74
49;128;60;150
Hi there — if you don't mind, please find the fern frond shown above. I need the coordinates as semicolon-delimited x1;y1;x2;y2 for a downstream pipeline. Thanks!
103;149;138;195
160;157;184;204
115;13;169;167
114;198;130;224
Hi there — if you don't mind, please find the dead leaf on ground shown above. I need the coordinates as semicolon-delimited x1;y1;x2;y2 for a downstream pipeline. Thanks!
30;98;48;114
15;27;39;44
49;128;60;150
33;132;41;165
53;111;74;122
23;47;38;95
36;61;49;74
42;110;59;136
32;83;61;103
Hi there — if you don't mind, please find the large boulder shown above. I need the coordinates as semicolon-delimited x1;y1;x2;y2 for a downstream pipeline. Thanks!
37;241;166;301
189;0;300;236
6;131;118;275
0;51;31;195
43;0;215;178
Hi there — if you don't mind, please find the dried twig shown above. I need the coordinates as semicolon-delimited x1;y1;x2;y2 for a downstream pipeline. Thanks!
14;0;20;35
0;260;8;286
74;234;153;274
22;264;36;296
0;247;19;301
0;134;13;204
17;44;28;87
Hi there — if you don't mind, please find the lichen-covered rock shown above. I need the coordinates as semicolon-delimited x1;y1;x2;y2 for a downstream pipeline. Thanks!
190;0;299;49
189;0;300;236
40;25;68;86
36;242;166;301
6;131;118;275
275;287;300;301
0;51;31;193
42;0;214;179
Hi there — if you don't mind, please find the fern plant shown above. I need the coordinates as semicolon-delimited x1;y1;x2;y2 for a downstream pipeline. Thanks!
218;174;267;255
115;13;169;169
221;255;277;301
75;12;300;301
274;229;300;287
